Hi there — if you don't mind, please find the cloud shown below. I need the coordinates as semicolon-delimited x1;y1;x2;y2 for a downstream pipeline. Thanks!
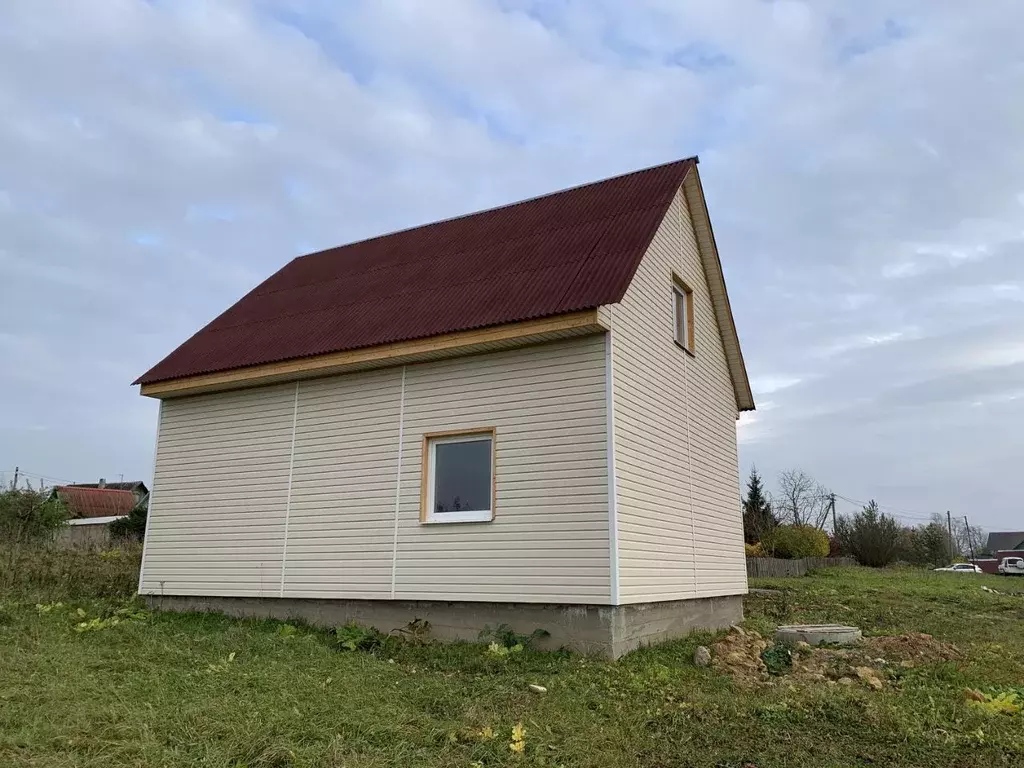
0;0;1022;528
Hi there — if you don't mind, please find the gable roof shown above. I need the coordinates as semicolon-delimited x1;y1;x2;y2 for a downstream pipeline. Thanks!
54;486;137;520
136;157;753;410
986;531;1024;552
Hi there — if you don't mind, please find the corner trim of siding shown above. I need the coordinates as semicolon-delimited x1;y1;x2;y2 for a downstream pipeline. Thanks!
137;400;162;595
604;324;620;605
390;366;407;598
279;381;300;597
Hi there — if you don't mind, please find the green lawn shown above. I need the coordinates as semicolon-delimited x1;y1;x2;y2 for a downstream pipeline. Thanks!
2;564;1022;767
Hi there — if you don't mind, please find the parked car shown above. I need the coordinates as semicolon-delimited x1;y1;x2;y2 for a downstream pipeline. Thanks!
998;557;1024;576
933;563;982;573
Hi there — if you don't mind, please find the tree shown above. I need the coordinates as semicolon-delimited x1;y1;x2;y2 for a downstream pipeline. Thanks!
899;522;949;567
742;467;777;544
928;514;988;560
773;469;831;529
835;501;902;567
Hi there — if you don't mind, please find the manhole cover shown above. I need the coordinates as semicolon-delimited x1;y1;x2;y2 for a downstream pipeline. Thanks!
775;624;862;646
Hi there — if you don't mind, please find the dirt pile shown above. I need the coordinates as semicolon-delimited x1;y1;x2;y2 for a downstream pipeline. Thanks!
711;626;769;686
710;627;961;689
862;633;961;666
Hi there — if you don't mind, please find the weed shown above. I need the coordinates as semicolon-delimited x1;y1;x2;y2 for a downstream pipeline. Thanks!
390;617;432;644
966;689;1023;716
479;623;550;649
760;644;793;676
330;622;385;652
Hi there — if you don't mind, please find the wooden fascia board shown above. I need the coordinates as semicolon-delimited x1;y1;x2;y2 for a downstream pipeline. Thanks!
681;166;756;412
139;310;606;399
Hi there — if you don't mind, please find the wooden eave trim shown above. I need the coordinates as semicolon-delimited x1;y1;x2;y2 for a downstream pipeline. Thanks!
680;166;756;412
140;309;605;398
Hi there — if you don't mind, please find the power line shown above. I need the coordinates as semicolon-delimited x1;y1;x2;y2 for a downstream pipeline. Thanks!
0;468;77;485
832;491;1002;530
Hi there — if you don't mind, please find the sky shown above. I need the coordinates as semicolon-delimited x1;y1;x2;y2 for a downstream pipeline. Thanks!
1;1;1022;531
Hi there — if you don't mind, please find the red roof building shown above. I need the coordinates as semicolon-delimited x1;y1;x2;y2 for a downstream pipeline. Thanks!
54;486;136;519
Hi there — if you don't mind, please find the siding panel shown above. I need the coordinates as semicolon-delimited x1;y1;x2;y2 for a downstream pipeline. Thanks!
141;384;295;596
611;188;747;603
142;336;611;604
394;335;610;602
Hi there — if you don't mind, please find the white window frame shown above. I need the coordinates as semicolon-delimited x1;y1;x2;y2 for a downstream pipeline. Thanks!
672;277;694;353
421;428;495;524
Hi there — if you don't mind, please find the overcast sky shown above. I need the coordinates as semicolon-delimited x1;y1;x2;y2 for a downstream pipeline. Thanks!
1;1;1021;530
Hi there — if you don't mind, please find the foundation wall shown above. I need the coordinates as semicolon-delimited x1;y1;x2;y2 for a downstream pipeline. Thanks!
145;594;743;659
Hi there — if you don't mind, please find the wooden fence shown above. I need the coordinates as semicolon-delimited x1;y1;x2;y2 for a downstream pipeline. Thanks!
746;556;857;579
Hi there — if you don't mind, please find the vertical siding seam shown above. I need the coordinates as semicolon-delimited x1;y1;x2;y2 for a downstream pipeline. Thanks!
279;381;300;598
137;400;163;595
390;366;407;599
605;318;620;605
682;237;698;597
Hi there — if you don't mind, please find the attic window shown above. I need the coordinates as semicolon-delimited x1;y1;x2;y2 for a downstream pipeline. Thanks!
673;278;695;353
421;428;495;524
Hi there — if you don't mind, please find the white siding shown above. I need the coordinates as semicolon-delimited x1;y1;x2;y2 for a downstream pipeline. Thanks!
141;384;296;596
610;187;747;603
394;335;610;602
141;335;611;603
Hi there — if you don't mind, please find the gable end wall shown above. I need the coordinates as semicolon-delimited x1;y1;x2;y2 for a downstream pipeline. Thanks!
609;186;747;603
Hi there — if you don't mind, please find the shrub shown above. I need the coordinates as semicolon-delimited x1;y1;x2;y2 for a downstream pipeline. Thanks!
109;501;148;541
745;542;766;558
763;525;829;559
835;501;902;567
0;484;67;586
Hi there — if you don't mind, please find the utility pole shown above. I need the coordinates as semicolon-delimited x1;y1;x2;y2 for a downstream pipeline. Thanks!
964;516;978;563
947;511;954;562
12;466;18;490
829;493;837;534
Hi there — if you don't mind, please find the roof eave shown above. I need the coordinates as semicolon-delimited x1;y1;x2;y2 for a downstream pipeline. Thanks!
139;309;609;398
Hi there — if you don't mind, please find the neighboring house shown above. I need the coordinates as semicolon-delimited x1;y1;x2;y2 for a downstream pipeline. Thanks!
62;479;149;505
52;486;137;549
986;532;1024;553
133;158;755;657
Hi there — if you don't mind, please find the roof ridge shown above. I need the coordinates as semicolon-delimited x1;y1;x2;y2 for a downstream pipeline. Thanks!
294;157;696;262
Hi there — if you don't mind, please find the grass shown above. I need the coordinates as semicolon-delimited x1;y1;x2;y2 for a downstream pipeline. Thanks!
1;560;1023;767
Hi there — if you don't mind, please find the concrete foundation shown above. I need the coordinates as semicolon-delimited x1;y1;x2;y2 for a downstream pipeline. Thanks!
144;593;744;659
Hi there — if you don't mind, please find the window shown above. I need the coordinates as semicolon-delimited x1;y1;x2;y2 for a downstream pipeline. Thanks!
673;278;694;352
421;428;495;523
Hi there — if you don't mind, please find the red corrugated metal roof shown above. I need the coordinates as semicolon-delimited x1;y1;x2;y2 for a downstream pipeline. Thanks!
136;158;696;385
55;487;136;519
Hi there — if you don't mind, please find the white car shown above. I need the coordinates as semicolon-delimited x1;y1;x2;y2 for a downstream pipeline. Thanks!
998;557;1024;576
933;563;982;573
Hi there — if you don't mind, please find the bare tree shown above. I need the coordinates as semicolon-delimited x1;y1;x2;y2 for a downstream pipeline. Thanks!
930;514;987;559
773;469;831;529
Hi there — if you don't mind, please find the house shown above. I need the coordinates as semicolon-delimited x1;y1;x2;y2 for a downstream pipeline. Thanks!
52;485;137;549
64;479;150;505
133;157;755;657
986;532;1024;553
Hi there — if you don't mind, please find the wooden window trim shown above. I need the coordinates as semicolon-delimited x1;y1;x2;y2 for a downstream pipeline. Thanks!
419;427;496;524
672;276;695;354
